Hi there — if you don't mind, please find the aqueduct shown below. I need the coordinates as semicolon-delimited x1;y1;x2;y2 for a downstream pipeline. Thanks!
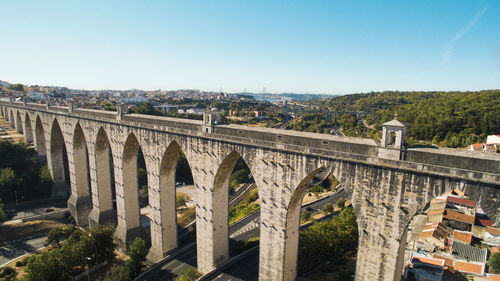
1;100;499;281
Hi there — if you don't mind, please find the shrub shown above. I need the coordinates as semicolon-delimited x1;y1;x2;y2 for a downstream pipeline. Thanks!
322;203;334;213
311;185;324;193
175;267;201;281
176;194;190;209
336;198;346;209
0;266;17;281
45;225;77;247
301;210;311;222
489;252;500;273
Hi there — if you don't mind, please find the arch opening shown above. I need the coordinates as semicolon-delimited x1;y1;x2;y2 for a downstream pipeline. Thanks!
9;110;14;127
388;131;396;146
35;116;47;164
153;141;196;263
284;167;357;281
122;133;150;248
24;113;33;143
50;119;70;198
207;150;261;278
16;111;23;134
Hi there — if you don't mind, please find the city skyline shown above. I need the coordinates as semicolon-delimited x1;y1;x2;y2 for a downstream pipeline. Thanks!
1;0;499;94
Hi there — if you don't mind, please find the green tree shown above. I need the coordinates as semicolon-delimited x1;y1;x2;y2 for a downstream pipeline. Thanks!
336;198;346;209
45;225;77;247
24;251;69;281
103;265;130;281
174;268;201;281
301;210;311;222
298;207;358;272
176;194;189;209
125;237;147;278
322;203;334;213
0;167;17;202
40;165;53;197
489;252;500;273
175;151;193;184
132;103;164;116
9;83;24;91
90;225;117;262
0;198;6;223
229;169;250;188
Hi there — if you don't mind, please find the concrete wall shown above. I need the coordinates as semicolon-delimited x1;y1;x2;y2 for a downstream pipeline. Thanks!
1;101;499;281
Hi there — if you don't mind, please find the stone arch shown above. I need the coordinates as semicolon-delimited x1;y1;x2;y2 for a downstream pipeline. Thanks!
49;118;70;197
90;127;117;227
35;115;47;163
150;140;195;259
9;110;14;127
120;132;148;246
209;150;260;266
16;111;23;134
24;113;33;143
283;166;328;281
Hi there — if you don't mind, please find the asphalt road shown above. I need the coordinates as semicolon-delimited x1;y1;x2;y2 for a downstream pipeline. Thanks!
0;236;46;266
139;189;346;281
4;199;68;221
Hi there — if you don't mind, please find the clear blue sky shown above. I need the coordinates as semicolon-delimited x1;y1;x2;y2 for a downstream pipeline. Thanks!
1;0;499;94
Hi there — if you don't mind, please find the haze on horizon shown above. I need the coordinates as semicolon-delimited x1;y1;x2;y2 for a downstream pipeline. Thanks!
0;0;499;95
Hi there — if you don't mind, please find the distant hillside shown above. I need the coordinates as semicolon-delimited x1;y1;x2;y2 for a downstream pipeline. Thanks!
303;90;500;147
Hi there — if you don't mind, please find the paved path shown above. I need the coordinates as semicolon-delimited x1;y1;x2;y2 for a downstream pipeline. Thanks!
0;236;46;266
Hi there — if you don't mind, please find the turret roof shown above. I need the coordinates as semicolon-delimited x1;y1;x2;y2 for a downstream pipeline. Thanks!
382;118;406;127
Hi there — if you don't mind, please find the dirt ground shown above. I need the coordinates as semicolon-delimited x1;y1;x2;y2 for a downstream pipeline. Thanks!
0;219;67;243
302;190;333;204
0;115;26;143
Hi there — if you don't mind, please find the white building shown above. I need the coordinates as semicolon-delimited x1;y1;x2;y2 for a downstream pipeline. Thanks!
121;97;148;104
186;108;204;115
486;135;500;144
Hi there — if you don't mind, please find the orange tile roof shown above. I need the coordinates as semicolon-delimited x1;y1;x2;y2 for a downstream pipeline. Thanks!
432;254;454;267
454;260;484;274
412;256;445;267
453;230;472;244
444;210;475;224
471;143;483;151
428;209;445;216
447;196;477;207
